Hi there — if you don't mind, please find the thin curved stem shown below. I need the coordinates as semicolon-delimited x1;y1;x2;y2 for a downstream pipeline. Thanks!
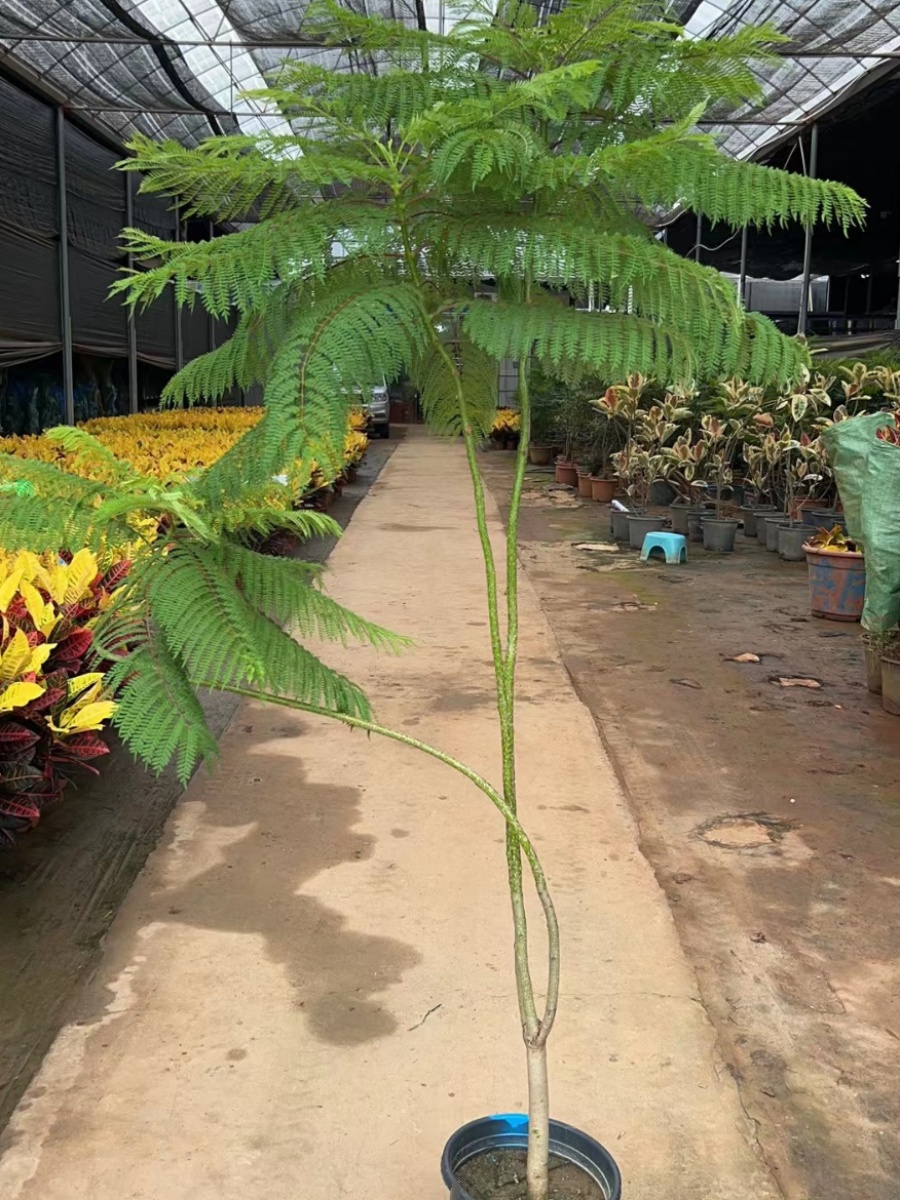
209;683;560;1000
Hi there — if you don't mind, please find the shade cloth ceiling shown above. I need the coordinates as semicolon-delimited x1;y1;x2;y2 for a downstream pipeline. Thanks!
1;1;899;160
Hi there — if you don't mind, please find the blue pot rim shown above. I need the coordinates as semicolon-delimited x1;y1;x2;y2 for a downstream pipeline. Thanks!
441;1114;622;1200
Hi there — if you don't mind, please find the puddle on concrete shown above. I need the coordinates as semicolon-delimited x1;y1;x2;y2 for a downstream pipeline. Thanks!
695;813;793;851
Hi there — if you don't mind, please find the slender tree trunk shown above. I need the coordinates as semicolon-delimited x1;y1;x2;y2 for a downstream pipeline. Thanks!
526;1042;551;1199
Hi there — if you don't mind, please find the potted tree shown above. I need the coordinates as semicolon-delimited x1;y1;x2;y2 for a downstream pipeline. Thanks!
527;370;562;467
554;384;593;487
585;386;628;502
802;525;866;621
698;380;760;552
594;375;649;539
0;3;860;1196
767;381;833;560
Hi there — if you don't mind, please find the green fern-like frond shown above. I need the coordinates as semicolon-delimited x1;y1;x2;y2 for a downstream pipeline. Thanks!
216;541;410;651
596;134;865;231
161;302;287;408
105;637;220;784
410;332;499;438
43;426;138;483
463;298;695;382
249;275;426;488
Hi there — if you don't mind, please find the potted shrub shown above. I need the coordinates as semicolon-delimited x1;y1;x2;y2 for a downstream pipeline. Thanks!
741;434;779;537
585;382;629;501
599;379;677;546
803;525;866;621
1;5;858;1196
0;547;128;847
527;379;560;467
490;407;521;450
659;428;708;534
694;379;761;552
552;380;594;486
767;381;833;561
862;629;900;696
880;640;900;715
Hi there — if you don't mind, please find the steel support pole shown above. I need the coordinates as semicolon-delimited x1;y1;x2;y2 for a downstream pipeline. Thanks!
694;213;702;264
55;107;75;425
895;239;900;330
797;123;819;336
738;225;749;308
125;174;139;413
174;202;184;371
208;220;216;355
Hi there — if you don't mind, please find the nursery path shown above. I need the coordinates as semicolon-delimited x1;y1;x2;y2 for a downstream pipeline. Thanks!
0;431;778;1200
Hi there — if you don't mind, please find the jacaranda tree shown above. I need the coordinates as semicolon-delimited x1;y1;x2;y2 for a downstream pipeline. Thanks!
0;2;862;1194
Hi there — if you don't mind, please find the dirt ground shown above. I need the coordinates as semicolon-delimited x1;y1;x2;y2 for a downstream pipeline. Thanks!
480;454;900;1200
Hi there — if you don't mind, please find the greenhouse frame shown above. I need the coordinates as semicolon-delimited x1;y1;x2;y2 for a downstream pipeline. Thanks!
1;0;900;428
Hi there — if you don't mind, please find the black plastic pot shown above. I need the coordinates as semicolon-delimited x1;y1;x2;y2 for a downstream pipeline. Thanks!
610;509;632;541
627;514;666;550
777;523;808;562
703;518;738;553
802;506;833;529
442;1114;622;1200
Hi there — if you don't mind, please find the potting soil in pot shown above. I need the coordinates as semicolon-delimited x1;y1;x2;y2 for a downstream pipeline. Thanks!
456;1149;606;1200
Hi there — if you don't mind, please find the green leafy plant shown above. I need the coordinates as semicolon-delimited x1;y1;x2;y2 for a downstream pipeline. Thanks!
808;524;858;552
0;1;863;1194
695;378;761;518
527;366;564;448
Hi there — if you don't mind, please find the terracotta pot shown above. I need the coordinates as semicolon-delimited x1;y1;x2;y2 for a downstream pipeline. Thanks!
576;471;593;498
803;544;865;622
555;460;578;487
789;498;818;520
529;444;553;466
590;477;617;503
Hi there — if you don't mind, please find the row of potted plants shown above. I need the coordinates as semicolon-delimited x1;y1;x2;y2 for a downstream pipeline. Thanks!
0;548;129;847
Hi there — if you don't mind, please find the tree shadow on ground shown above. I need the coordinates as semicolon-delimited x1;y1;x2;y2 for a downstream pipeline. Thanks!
155;708;420;1047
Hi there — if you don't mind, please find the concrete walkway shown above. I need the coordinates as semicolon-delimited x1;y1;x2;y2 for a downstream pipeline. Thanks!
0;433;777;1200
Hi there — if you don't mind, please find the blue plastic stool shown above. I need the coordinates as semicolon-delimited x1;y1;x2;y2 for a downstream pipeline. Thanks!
640;531;687;563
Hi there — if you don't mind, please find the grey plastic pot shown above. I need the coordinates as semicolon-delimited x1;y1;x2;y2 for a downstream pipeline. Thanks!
442;1114;622;1200
703;518;738;553
778;523;809;562
628;514;667;550
802;506;834;529
741;505;776;538
610;509;632;541
882;656;900;716
686;508;709;543
669;503;690;535
864;643;883;695
764;515;791;551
